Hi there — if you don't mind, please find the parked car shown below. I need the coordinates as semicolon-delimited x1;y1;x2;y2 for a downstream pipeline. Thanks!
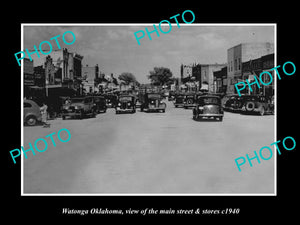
61;96;96;120
183;93;196;109
168;91;175;101
193;95;224;121
105;94;118;108
240;95;274;116
115;95;136;114
174;93;186;108
135;99;142;108
92;95;107;113
140;93;166;113
223;94;241;112
24;99;42;126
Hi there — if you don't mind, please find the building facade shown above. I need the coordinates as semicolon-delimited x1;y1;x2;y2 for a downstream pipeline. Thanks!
200;64;227;92
180;63;225;92
213;66;227;93
24;58;34;86
241;53;274;97
82;64;99;93
28;48;83;90
227;42;274;94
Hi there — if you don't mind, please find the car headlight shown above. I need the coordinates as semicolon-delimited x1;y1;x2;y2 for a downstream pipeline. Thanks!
128;102;131;106
118;103;121;106
198;106;204;110
75;106;81;109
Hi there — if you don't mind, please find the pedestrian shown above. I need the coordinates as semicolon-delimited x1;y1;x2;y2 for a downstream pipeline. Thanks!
40;102;50;128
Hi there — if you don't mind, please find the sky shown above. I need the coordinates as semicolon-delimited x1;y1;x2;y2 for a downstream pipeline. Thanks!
23;24;275;83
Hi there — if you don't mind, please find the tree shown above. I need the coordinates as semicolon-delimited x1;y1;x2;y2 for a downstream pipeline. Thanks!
148;67;173;86
118;72;137;85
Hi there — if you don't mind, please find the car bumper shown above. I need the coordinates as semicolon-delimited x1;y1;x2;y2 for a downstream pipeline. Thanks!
62;110;82;117
145;106;166;111
116;108;135;113
174;103;184;107
197;113;223;117
183;104;195;108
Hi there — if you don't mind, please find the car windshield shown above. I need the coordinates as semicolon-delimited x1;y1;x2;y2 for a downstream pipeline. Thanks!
148;94;160;99
119;96;133;101
197;97;220;105
71;98;84;103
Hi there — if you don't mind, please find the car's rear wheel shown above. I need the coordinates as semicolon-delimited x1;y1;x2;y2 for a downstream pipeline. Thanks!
26;115;37;126
245;101;255;112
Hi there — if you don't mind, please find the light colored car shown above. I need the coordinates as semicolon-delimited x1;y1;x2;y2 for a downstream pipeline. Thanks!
24;99;42;126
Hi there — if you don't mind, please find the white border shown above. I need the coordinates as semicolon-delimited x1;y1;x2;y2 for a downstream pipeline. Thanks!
21;23;277;196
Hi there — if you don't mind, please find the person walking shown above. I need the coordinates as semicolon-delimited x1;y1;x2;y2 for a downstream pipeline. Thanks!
40;102;50;128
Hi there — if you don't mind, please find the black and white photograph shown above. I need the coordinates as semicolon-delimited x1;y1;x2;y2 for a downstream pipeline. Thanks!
4;4;298;220
21;24;276;195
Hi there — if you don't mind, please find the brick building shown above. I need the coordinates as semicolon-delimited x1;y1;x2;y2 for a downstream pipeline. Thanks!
227;42;274;94
241;53;274;97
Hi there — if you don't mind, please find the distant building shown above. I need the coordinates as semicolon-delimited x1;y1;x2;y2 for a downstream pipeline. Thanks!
82;64;99;93
200;64;227;92
227;42;274;94
180;63;226;92
213;66;227;93
181;64;193;82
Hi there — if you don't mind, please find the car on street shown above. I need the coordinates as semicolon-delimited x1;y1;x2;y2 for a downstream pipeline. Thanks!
240;95;274;116
24;99;42;126
183;93;196;109
105;94;118;108
174;93;186;108
168;91;175;101
223;94;241;112
61;96;96;120
92;95;107;113
193;95;224;121
115;95;136;114
140;93;166;113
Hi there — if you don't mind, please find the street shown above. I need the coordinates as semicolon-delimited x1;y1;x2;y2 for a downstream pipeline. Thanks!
23;100;275;194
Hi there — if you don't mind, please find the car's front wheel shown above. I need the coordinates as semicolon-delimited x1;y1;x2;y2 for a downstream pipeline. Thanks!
26;115;37;126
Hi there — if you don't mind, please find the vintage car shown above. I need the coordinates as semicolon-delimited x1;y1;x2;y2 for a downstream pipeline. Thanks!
24;99;42;126
61;96;96;119
183;93;196;109
115;95;136;114
174;93;186;108
223;94;241;112
193;95;224;121
168;91;175;101
140;93;166;113
105;94;118;108
239;95;274;116
92;95;107;113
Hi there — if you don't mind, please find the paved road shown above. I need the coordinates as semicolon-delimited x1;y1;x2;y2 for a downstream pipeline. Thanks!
23;100;275;194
